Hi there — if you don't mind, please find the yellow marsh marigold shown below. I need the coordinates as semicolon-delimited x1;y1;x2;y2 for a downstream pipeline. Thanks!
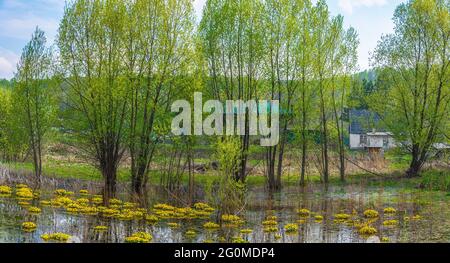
381;237;390;242
16;188;33;199
334;213;351;220
274;234;282;240
125;232;152;243
297;209;311;217
315;215;324;221
363;209;379;218
79;190;89;195
232;237;248;243
358;225;377;236
240;229;253;234
383;207;396;214
28;206;41;214
167;222;180;228
22;222;37;232
0;185;12;195
383;220;399;226
203;222;220;229
94;226;108;231
284;223;299;233
264;226;278;233
41;233;71;242
221;214;242;223
145;215;159;223
185;230;197;237
262;220;277;226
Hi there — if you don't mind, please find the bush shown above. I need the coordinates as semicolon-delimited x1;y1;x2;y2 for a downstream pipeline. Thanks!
421;170;450;191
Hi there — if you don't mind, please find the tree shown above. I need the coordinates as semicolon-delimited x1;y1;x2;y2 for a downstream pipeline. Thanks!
371;0;449;177
124;0;196;196
199;0;265;183
13;27;55;186
58;0;129;202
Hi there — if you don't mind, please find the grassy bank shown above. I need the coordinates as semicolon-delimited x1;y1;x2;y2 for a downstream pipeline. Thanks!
3;158;446;191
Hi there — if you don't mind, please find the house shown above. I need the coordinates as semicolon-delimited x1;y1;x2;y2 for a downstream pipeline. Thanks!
348;109;396;152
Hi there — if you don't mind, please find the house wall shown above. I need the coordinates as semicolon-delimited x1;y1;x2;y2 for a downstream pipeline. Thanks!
349;134;396;150
350;134;363;149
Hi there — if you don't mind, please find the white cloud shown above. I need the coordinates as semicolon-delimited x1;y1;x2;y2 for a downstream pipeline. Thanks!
338;0;387;14
0;48;19;79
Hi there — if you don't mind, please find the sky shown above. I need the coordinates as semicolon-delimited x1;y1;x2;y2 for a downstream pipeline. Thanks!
0;0;405;79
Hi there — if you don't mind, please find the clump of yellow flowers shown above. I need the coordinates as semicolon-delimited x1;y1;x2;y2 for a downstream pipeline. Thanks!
358;225;377;236
383;220;399;226
28;206;41;214
363;209;379;218
0;185;12;195
41;233;72;242
383;207;396;214
284;223;299;233
125;232;152;243
203;222;220;229
297;209;311;217
22;222;37;232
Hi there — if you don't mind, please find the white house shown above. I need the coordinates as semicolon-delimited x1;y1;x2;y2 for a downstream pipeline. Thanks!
348;109;396;151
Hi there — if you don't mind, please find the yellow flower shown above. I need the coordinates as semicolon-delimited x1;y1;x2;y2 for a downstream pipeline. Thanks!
262;220;277;226
315;215;324;221
383;220;399;226
54;189;74;197
381;237;390;242
41;233;71;242
263;226;278;233
240;229;253;234
297;209;311;217
221;214;242;223
0;185;12;195
185;230;197;237
274;234;282;240
28;206;41;214
167;222;180;228
358;225;377;236
334;213;351;220
363;209;379;218
79;190;89;195
383;207;396;214
22;222;37;232
284;223;299;233
203;222;220;229
94;226;108;231
412;215;422;220
125;232;152;243
232;237;248;243
145;214;159;223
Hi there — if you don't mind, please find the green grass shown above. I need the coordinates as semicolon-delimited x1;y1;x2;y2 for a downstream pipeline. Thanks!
2;158;446;191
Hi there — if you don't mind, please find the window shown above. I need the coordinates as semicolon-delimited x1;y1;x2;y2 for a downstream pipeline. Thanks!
383;137;389;148
360;134;368;146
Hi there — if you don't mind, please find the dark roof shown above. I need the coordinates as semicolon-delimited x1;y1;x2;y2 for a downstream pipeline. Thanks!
349;109;386;134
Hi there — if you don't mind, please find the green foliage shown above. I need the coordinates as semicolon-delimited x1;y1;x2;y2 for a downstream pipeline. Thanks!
421;170;450;191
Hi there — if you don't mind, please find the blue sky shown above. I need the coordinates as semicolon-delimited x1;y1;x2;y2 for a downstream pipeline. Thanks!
0;0;405;79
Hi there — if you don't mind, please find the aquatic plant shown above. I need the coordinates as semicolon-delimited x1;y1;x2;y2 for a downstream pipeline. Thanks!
240;229;253;234
274;234;282;240
263;226;278;233
193;202;214;212
297;209;310;217
145;214;159;223
221;214;242;223
381;237;390;242
203;222;220;229
16;187;33;199
284;223;299;233
79;190;89;195
232;236;248;243
54;189;74;197
266;216;277;221
262;220;277;226
358;225;377;236
314;215;324;221
0;185;12;195
167;222;180;228
125;232;152;243
334;213;351;220
28;206;41;214
22;222;37;232
41;233;72;242
154;203;175;211
383;207;396;214
363;209;379;218
185;230;197;237
18;201;30;206
383;220;399;226
94;226;108;231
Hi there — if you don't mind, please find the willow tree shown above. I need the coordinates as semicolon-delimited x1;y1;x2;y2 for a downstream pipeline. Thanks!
199;0;265;182
371;0;449;177
328;17;359;182
124;0;196;196
13;27;54;185
58;0;129;201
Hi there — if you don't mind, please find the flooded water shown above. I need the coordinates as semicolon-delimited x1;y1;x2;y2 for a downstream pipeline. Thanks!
0;171;449;243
